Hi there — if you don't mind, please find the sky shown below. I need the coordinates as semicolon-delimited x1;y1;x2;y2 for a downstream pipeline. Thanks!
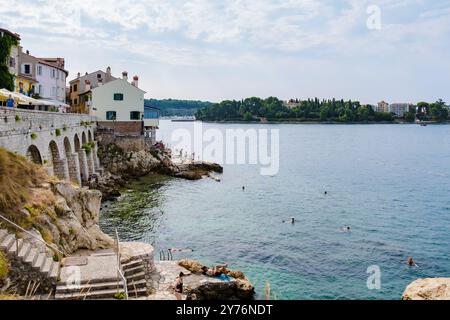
0;0;449;104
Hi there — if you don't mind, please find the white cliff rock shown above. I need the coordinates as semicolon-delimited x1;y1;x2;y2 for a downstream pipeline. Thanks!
403;278;450;300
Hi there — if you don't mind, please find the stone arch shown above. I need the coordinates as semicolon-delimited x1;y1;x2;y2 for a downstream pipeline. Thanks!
26;145;42;165
48;140;60;161
64;137;72;157
82;132;87;145
64;136;81;185
48;140;68;181
74;133;81;151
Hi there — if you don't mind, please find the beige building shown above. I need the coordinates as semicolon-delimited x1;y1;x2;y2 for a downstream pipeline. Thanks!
377;101;390;113
69;67;117;113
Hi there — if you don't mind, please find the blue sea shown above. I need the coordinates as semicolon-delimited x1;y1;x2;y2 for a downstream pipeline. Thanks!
100;121;450;300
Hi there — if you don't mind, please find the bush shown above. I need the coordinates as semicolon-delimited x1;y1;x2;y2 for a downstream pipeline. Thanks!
55;128;61;137
30;133;38;140
113;292;126;300
15;115;21;122
0;250;9;279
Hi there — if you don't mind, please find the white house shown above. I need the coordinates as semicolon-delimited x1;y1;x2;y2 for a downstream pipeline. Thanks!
91;71;158;142
35;58;68;102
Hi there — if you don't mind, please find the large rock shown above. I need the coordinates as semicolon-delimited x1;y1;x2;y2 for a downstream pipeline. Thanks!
403;278;450;300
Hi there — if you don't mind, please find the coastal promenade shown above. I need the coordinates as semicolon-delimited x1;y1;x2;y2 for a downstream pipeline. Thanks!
0;107;101;186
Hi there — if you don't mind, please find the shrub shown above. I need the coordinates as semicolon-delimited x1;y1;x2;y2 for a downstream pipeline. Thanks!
0;250;9;279
113;292;125;300
30;133;38;140
15;115;21;122
55;128;61;137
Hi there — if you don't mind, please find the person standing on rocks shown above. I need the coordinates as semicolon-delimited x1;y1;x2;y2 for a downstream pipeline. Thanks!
174;272;184;300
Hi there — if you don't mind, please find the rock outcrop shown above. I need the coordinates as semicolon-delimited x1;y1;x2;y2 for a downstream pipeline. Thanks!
403;278;450;300
18;181;114;256
177;259;255;300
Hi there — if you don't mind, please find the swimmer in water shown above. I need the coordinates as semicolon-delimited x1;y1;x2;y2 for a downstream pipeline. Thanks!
324;191;328;195
341;226;351;232
407;257;418;267
242;186;245;191
282;217;296;224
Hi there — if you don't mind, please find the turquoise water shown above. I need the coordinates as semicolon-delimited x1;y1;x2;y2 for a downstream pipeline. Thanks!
100;121;450;300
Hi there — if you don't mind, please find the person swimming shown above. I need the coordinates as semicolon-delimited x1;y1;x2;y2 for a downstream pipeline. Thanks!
341;226;351;232
282;217;296;224
242;186;245;191
407;257;418;267
324;191;328;195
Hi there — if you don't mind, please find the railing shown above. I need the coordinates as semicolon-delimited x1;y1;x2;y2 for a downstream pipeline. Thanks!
0;213;65;256
115;229;129;300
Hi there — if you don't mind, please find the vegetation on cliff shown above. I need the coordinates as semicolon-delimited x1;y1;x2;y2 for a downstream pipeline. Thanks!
0;32;19;91
0;148;49;226
145;99;212;117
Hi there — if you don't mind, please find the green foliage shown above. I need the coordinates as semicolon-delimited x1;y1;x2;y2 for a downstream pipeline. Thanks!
15;115;21;122
0;250;9;279
145;99;213;117
82;141;96;155
113;292;126;300
429;99;449;121
63;125;68;132
0;33;19;91
30;133;38;140
196;97;390;123
404;112;416;123
55;128;61;137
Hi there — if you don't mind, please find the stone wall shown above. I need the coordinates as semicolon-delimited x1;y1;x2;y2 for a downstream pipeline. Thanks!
0;107;101;186
97;121;142;135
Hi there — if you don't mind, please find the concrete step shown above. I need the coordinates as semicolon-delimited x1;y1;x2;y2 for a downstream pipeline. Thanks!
33;253;46;271
41;258;54;275
24;248;39;265
56;280;125;294
126;272;146;284
17;242;31;259
7;238;23;256
126;278;147;291
122;260;143;270
55;288;126;300
124;265;145;277
0;229;8;242
127;287;148;299
49;262;60;282
0;234;16;251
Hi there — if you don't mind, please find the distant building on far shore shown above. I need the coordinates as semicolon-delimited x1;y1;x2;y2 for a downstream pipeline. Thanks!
376;101;390;113
284;99;301;109
389;103;414;118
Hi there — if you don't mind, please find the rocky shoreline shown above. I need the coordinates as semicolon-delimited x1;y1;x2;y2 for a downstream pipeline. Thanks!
92;140;223;201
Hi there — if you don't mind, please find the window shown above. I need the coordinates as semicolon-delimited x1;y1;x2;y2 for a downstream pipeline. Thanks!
73;84;78;92
97;74;102;79
51;69;56;78
114;93;124;101
9;57;15;68
130;111;141;120
74;98;78;105
106;111;117;120
37;65;42;76
23;64;31;74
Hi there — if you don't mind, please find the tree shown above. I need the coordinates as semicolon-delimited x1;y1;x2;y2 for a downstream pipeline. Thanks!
243;112;253;121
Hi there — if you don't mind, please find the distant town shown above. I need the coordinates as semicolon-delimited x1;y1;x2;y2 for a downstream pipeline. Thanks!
1;27;449;125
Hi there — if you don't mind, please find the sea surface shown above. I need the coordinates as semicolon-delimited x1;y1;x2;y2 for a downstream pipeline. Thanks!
100;121;450;300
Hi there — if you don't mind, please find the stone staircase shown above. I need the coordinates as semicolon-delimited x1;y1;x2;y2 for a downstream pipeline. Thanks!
122;257;150;299
0;229;60;285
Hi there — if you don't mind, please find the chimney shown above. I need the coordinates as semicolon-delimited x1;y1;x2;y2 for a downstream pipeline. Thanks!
26;49;29;55
77;72;81;78
122;71;128;82
132;75;139;87
106;66;111;75
85;80;91;91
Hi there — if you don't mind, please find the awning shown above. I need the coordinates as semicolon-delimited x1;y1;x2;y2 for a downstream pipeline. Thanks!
40;98;70;109
0;88;46;106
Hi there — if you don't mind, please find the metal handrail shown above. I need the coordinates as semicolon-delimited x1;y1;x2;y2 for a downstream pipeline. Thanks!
0;213;65;256
115;229;128;300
